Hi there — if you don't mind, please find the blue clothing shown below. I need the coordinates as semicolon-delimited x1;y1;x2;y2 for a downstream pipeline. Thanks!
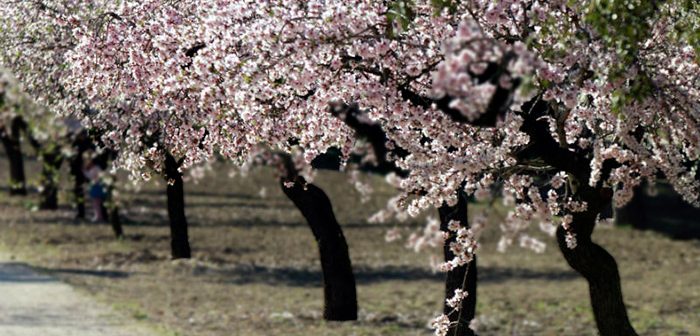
89;183;106;199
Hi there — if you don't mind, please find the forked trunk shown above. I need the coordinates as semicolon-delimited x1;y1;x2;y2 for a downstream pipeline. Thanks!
280;177;358;321
164;153;191;259
438;192;476;336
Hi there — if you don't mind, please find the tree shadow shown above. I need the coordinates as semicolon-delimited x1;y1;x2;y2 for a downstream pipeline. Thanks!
0;260;134;282
135;188;256;200
41;267;131;279
0;262;55;283
210;264;577;287
124;196;293;210
116;213;403;229
479;265;578;283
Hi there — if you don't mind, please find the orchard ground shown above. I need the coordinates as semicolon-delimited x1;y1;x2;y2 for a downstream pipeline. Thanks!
0;154;698;336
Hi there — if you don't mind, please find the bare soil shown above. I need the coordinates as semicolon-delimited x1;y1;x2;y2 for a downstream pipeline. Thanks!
0;155;698;335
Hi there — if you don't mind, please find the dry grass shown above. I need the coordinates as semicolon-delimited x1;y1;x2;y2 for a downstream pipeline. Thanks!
0;154;698;335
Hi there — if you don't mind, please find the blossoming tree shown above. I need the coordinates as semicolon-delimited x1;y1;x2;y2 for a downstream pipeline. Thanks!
171;1;699;335
0;70;35;195
3;0;699;335
71;0;375;320
0;1;134;236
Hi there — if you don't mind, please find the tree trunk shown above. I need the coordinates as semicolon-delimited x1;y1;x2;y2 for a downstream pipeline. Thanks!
438;192;477;336
109;205;124;239
557;187;638;336
38;146;63;210
280;176;358;321
164;153;191;259
1;117;28;195
68;131;94;219
69;152;86;219
104;176;124;239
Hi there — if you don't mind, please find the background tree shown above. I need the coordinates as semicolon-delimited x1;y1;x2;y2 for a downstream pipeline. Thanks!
4;1;698;335
0;72;30;195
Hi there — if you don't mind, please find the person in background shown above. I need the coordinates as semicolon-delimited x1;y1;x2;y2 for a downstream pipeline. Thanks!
83;153;106;223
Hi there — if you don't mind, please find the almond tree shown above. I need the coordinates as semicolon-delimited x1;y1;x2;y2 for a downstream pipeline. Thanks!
0;70;33;195
5;1;698;335
177;1;699;335
0;1;129;236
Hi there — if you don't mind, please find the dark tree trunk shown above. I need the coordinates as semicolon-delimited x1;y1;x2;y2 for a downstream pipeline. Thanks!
1;135;26;195
68;131;93;219
109;205;124;239
104;176;124;240
1;117;28;195
557;187;638;336
38;146;63;210
438;192;477;336
69;152;86;219
280;176;358;321
164;153;191;259
418;70;638;336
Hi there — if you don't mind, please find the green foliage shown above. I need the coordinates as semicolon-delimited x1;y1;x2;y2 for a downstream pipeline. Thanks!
669;0;700;61
584;0;698;110
385;0;459;37
430;0;458;13
583;1;665;110
584;0;658;64
386;0;415;38
611;73;654;114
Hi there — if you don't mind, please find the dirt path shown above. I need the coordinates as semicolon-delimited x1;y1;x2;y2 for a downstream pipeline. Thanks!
0;254;156;336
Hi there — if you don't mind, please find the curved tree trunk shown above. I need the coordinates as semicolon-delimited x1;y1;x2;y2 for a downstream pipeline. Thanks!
1;117;28;195
280;176;358;321
38;146;63;210
438;192;476;336
164;153;191;259
557;187;637;336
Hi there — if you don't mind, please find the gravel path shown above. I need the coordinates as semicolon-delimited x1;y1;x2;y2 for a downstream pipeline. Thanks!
0;254;155;336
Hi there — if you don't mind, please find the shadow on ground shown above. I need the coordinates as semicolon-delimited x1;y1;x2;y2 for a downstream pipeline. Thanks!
43;268;131;279
191;264;580;287
0;262;55;283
